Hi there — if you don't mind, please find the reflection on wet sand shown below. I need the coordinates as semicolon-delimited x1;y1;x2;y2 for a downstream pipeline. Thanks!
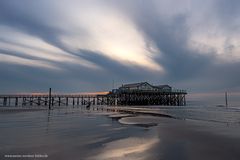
89;136;159;160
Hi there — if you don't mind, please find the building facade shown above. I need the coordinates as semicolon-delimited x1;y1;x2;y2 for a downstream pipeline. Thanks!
118;82;172;92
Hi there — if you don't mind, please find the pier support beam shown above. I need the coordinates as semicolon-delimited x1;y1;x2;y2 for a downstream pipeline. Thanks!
48;88;51;110
15;97;18;106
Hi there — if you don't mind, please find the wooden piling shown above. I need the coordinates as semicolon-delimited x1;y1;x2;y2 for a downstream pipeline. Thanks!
225;92;228;108
48;88;51;110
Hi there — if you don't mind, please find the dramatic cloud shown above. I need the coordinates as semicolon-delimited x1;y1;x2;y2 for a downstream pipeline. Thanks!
0;0;239;95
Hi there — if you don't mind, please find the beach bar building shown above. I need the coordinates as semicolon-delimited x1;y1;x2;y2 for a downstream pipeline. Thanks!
110;82;187;106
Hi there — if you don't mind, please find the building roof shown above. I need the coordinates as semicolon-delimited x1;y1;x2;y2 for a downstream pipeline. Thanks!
121;82;150;88
155;85;172;89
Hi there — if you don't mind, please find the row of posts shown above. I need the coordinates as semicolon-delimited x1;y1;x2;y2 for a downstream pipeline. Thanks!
0;88;116;108
0;96;109;107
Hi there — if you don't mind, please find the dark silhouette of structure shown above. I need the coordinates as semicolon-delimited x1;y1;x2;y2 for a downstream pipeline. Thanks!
0;82;187;107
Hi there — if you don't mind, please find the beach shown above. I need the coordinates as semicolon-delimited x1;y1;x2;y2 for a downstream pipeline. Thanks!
0;106;240;160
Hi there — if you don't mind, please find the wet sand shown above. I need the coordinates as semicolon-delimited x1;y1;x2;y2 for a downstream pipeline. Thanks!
0;107;240;160
120;115;240;160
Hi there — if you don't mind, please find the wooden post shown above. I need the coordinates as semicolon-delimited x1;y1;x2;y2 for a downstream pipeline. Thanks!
184;95;186;106
225;92;228;108
59;97;61;106
52;97;54;106
49;88;51;110
93;97;95;105
38;97;41;106
45;97;47;106
3;97;7;106
15;97;18;106
30;97;33;106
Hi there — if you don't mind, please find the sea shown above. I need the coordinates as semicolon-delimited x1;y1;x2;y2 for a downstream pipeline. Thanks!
1;101;240;160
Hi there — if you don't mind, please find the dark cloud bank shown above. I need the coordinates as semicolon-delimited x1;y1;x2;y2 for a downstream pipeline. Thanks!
0;0;240;95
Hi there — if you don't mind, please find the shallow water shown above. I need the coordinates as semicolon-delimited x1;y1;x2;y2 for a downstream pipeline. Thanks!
127;105;240;123
1;106;240;160
0;108;159;160
164;105;240;123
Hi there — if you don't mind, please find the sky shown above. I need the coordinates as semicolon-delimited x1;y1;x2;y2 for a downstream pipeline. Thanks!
0;0;240;97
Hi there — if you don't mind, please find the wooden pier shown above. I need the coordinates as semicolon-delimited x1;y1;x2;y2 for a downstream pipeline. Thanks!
0;90;186;107
0;93;110;107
